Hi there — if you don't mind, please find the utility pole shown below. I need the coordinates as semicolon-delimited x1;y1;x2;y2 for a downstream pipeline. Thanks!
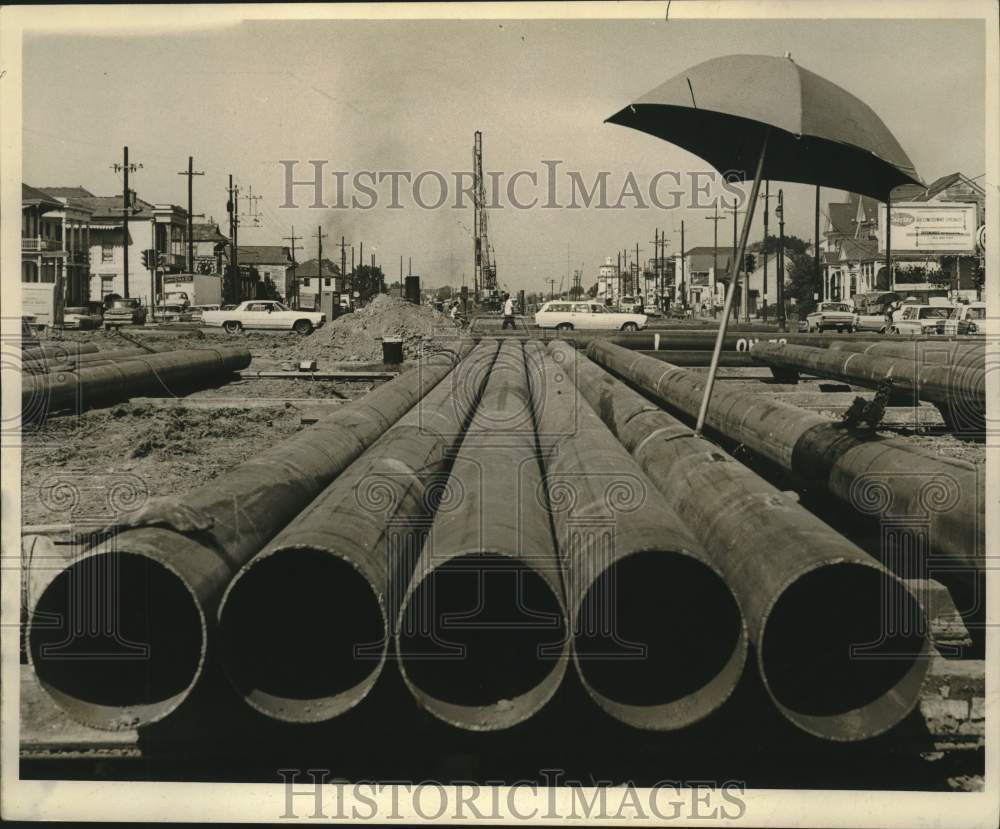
400;256;404;298
548;278;557;300
728;198;748;320
112;146;142;298
314;226;327;306
226;176;239;303
241;186;263;228
705;201;724;310
177;156;204;272
815;185;821;305
885;192;893;294
339;235;349;299
283;226;302;307
760;181;775;320
634;243;642;300
777;188;786;330
679;221;686;311
616;252;622;306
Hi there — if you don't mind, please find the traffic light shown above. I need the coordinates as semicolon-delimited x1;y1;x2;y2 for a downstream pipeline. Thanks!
141;249;152;269
744;253;756;273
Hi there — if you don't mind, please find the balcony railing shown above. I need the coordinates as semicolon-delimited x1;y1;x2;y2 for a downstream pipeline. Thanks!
22;237;63;253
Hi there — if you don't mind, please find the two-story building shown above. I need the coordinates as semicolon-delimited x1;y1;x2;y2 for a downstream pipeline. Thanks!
191;221;229;275
40;187;191;305
295;258;342;309
237;246;294;301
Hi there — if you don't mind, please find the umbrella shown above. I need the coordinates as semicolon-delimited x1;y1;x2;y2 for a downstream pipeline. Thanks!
607;54;923;432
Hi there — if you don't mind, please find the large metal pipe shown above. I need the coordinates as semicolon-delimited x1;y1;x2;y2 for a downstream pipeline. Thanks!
526;341;747;731
603;331;972;351
21;341;100;360
635;350;756;367
587;340;983;572
21;346;253;419
750;341;985;434
395;340;571;731
217;341;499;722
24;345;177;373
26;339;475;730
828;339;985;370
549;341;930;741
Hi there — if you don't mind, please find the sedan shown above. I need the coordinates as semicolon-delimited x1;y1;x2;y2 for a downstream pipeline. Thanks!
535;301;647;331
62;306;101;330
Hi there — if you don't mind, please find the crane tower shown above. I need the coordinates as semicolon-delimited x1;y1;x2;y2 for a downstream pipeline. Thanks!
473;130;498;304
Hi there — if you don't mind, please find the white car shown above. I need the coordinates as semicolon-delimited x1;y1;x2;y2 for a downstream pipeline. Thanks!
806;301;855;333
889;304;952;336
534;300;647;332
941;302;985;336
202;300;326;335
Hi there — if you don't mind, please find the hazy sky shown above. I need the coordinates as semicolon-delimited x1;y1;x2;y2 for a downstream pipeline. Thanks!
23;17;985;293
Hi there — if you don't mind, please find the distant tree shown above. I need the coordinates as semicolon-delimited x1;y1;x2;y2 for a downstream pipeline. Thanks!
785;251;821;314
568;284;584;298
436;285;453;301
753;234;810;257
353;265;386;302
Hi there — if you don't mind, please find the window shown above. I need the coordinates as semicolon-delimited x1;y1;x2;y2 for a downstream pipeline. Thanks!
102;242;114;263
324;278;332;287
590;305;607;313
302;278;311;287
573;303;591;313
101;275;115;297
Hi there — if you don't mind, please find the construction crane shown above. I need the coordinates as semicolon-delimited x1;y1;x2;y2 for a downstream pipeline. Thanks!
473;130;498;308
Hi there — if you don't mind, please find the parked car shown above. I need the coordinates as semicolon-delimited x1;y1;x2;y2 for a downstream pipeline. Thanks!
619;296;644;314
103;298;147;329
62;306;102;330
889;304;952;336
155;304;194;323
202;300;326;335
851;291;898;333
534;300;647;331
21;315;42;345
188;304;221;322
940;302;985;336
805;301;855;332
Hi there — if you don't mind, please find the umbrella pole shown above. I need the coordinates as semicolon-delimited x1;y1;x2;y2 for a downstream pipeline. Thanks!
694;129;770;435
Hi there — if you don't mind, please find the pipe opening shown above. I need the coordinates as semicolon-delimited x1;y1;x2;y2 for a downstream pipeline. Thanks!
219;548;386;718
398;552;566;707
28;552;203;727
574;550;742;705
762;563;926;718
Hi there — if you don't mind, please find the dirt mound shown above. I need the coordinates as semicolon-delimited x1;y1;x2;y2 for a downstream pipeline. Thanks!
298;294;460;361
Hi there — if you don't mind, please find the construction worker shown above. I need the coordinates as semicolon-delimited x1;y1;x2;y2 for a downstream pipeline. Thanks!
502;293;516;329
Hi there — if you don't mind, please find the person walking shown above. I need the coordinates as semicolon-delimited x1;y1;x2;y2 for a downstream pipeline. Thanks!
502;293;516;330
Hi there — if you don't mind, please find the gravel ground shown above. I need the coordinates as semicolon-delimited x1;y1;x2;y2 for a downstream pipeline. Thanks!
21;402;306;527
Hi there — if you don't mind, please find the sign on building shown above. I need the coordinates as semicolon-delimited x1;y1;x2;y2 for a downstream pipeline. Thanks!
877;202;977;254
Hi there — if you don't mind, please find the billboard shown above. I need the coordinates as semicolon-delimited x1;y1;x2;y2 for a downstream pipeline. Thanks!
877;202;977;254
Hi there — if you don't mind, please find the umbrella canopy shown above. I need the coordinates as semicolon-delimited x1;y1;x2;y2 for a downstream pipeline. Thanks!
607;54;922;201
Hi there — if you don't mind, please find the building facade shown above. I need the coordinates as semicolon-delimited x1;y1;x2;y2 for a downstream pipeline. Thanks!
294;258;342;309
237;245;294;300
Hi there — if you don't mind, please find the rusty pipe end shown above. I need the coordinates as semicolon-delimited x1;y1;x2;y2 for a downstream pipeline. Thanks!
759;560;931;741
217;546;388;723
395;551;570;731
26;535;209;731
571;546;747;731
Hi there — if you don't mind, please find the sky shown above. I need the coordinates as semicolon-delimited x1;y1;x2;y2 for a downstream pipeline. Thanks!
22;16;986;293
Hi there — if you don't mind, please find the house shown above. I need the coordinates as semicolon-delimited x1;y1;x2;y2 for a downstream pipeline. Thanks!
40;187;190;306
191;221;229;276
237;245;294;300
824;173;986;303
678;246;733;308
22;184;95;325
295;258;342;309
742;252;797;314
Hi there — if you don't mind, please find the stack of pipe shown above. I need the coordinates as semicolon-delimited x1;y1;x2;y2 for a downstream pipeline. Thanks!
526;341;747;730
21;346;253;419
217;340;499;722
26;340;474;730
23;344;177;374
749;341;985;434
549;341;930;740
586;340;983;573
395;340;571;730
